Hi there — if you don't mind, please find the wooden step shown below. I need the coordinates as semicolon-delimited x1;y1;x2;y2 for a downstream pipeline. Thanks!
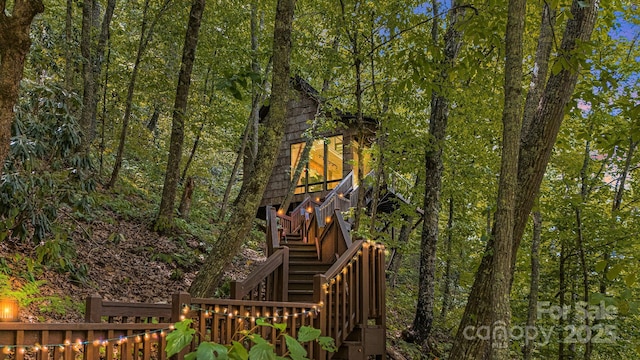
288;261;332;273
283;233;303;242
287;279;314;290
287;289;315;303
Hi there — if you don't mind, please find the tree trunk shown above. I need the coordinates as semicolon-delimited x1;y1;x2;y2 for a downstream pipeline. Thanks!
521;2;555;139
406;0;462;346
82;0;116;146
441;195;454;322
79;0;95;145
523;211;541;360
189;0;295;297
180;121;205;184
78;0;116;144
0;0;45;172
600;138;636;294
489;0;526;356
179;176;195;220
108;0;172;188
221;63;271;220
242;1;266;187
155;0;205;232
220;114;255;220
449;1;598;357
575;140;593;359
558;239;567;360
386;174;421;287
280;134;313;212
65;0;74;92
100;40;111;176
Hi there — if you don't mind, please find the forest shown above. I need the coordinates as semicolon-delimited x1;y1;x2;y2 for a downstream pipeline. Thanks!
0;0;638;359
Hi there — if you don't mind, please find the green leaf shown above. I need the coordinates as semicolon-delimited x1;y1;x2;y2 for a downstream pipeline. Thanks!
248;343;276;360
551;59;564;75
273;322;287;332
296;326;320;343
195;342;228;360
185;352;197;360
595;260;607;272
228;341;248;360
577;0;589;8
166;320;195;358
318;336;337;352
606;264;623;281
284;335;308;360
625;273;636;287
256;318;273;328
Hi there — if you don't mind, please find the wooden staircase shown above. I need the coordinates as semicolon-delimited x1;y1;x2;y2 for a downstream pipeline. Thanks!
287;241;330;303
230;173;387;359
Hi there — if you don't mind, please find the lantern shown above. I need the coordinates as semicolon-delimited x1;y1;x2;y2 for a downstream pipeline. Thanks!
0;299;18;322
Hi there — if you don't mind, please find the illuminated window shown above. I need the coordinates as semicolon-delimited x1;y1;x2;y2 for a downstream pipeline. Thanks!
291;135;343;194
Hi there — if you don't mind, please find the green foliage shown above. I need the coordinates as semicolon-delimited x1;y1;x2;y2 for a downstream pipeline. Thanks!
35;234;88;283
166;319;336;360
1;81;94;243
0;273;45;307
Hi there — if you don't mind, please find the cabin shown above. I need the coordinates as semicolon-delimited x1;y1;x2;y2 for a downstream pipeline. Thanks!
259;77;376;214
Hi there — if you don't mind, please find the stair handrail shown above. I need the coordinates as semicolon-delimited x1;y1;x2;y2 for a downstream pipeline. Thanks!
316;210;352;263
266;206;280;255
387;170;415;203
288;196;320;239
230;247;289;301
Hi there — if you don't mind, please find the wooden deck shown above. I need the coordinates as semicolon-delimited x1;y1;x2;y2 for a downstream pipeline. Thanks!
0;172;386;359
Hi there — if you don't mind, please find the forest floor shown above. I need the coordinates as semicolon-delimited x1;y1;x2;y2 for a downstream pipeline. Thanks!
1;208;265;323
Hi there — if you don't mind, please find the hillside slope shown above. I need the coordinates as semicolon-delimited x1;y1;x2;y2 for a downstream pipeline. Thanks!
1;209;265;323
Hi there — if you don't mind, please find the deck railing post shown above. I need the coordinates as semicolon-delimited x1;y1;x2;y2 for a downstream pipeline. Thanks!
171;292;192;323
280;247;289;301
171;292;192;360
85;295;103;323
360;242;370;325
313;274;328;360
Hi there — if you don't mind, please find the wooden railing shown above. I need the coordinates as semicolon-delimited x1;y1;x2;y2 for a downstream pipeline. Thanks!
266;206;280;256
0;322;171;360
313;239;386;359
387;171;414;203
173;293;320;358
230;247;289;301
314;193;351;229
317;210;352;264
85;295;172;323
288;197;320;240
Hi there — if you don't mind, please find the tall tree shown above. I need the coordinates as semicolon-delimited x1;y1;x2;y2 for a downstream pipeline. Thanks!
405;0;463;347
0;0;45;172
523;211;541;360
189;0;296;297
488;0;526;355
107;0;172;188
155;0;206;231
79;0;116;146
449;0;598;357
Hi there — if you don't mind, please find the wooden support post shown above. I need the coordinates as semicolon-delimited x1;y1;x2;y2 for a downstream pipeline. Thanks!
280;247;289;302
313;274;328;360
360;242;370;325
85;295;103;323
171;292;192;360
171;292;191;323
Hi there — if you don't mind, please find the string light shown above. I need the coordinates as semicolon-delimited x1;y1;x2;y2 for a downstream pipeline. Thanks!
180;304;319;321
0;328;170;353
